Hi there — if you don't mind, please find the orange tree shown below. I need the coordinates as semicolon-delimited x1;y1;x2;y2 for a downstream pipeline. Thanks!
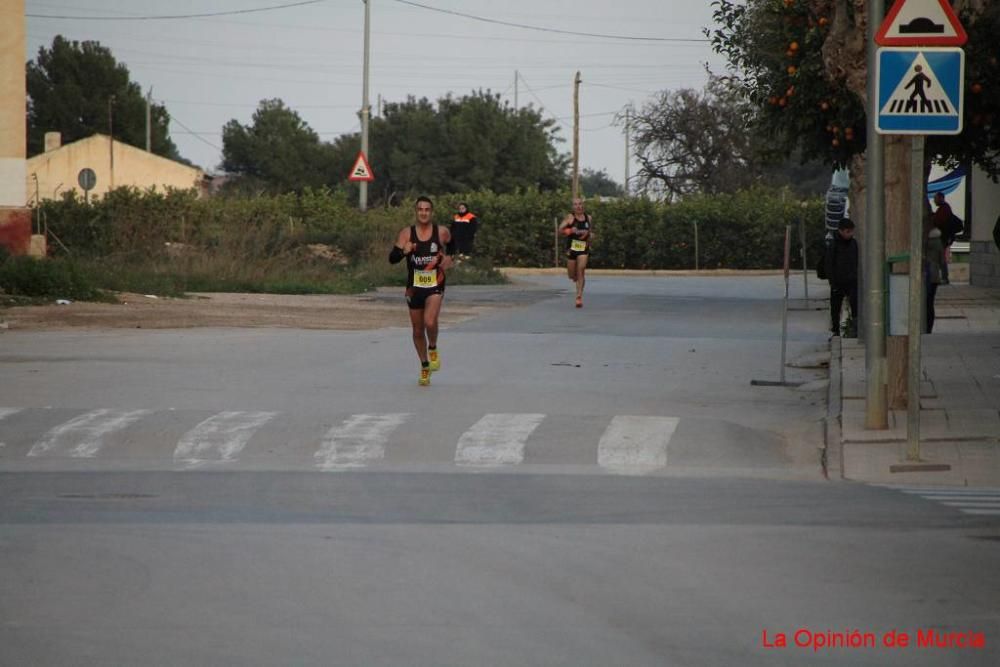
708;0;1000;177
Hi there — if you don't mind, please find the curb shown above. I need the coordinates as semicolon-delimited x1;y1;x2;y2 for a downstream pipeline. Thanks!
823;336;844;481
499;268;787;277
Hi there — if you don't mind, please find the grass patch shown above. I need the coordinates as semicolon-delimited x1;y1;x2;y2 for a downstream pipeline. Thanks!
0;256;112;302
2;234;508;306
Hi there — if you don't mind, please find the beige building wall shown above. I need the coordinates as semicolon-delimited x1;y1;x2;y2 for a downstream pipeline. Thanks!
0;0;27;207
26;134;205;201
970;168;1000;288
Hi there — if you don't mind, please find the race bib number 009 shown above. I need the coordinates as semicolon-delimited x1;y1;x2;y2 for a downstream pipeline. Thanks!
413;270;438;288
570;239;587;252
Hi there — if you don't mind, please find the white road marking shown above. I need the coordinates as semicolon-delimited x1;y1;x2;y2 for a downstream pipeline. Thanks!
598;416;679;472
930;497;1000;503
174;411;276;466
315;413;410;470
27;409;151;458
455;413;545;466
898;489;1000;496
890;487;1000;516
0;408;22;448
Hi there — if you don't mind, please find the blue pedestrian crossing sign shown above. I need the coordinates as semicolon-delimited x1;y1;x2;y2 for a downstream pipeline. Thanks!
876;47;964;135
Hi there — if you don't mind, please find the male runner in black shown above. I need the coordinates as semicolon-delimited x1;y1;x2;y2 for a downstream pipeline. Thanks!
389;196;454;386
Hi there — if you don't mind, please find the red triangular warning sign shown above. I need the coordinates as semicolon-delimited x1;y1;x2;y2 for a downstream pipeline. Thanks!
348;151;375;182
875;0;967;47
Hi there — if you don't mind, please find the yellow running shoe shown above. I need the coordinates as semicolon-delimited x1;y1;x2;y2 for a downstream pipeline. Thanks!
428;349;440;372
418;367;431;386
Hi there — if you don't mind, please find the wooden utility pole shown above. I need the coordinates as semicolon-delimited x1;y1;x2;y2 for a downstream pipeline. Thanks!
885;135;912;409
359;0;372;212
145;88;153;152
624;105;631;197
572;71;581;200
108;95;115;189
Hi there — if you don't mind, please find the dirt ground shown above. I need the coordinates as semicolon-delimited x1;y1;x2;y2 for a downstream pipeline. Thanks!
0;291;492;332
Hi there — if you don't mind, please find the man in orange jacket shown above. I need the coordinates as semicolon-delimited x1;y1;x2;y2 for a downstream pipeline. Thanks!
451;202;479;258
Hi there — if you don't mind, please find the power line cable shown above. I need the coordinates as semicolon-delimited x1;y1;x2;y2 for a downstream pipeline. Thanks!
27;0;326;21
168;113;223;151
514;73;563;127
390;0;710;42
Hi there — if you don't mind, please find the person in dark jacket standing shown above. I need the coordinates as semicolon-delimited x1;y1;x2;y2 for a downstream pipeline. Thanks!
451;202;479;258
932;192;961;284
825;218;859;337
924;226;945;333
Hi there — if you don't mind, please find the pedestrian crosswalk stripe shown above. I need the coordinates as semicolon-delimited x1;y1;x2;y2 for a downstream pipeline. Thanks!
1;409;693;472
174;411;277;466
598;416;678;471
886;486;1000;515
455;413;545;466
315;413;410;470
897;488;1000;495
0;408;21;448
27;408;151;458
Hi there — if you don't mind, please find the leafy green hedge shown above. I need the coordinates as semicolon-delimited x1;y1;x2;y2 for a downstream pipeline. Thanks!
0;255;105;301
36;185;825;273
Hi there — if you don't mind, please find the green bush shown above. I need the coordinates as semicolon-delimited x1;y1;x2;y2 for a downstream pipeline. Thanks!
0;256;105;301
28;185;824;301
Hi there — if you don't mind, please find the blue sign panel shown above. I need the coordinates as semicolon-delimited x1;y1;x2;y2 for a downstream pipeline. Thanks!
876;47;964;135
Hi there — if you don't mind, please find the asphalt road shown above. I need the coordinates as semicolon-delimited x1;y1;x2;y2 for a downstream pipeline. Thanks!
2;275;998;666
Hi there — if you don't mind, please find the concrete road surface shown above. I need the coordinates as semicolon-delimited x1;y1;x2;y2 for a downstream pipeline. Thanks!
3;275;997;665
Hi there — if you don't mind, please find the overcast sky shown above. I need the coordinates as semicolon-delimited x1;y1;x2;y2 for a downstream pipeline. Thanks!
26;0;728;187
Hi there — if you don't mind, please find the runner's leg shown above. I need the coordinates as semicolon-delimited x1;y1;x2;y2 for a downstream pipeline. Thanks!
575;254;589;300
423;293;443;349
409;306;428;364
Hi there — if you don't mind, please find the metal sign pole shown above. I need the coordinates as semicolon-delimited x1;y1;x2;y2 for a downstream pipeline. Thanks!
780;224;791;385
751;225;804;387
800;214;809;303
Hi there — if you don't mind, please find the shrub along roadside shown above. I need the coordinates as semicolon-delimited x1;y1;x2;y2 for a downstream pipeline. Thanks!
10;185;823;303
0;255;112;304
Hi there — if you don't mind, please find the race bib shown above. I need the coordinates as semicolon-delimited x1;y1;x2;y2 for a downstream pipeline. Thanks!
413;270;438;288
570;239;588;252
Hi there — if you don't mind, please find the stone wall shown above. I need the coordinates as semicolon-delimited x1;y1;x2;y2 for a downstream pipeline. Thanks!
970;240;1000;288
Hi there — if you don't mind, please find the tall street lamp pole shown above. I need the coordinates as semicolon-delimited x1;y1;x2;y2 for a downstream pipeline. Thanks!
359;0;372;212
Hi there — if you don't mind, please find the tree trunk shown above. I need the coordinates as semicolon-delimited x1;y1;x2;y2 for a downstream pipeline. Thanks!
884;136;913;408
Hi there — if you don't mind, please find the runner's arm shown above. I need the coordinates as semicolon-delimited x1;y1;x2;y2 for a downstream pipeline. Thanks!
389;228;414;263
439;226;454;270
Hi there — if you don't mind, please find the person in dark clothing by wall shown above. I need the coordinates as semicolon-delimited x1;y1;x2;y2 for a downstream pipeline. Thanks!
932;192;962;284
924;226;945;334
825;218;859;338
